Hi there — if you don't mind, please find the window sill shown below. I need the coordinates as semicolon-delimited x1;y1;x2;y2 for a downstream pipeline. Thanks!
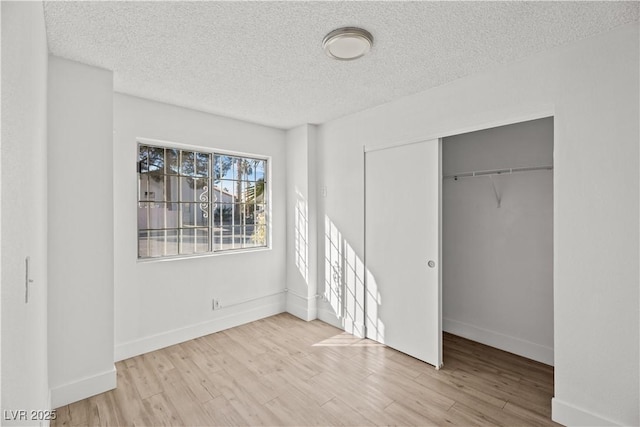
136;246;271;263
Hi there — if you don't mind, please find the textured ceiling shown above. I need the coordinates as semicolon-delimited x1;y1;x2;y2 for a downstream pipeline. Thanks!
44;1;639;129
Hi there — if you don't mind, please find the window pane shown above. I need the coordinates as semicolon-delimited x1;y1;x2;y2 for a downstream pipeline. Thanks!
245;203;255;223
166;203;179;228
253;209;267;246
236;181;247;203
166;149;179;175
235;158;250;181
214;202;232;226
180;203;208;227
138;231;149;258
144;176;164;201
138;203;149;229
259;182;267;204
180;151;195;176
223;204;234;225
212;218;224;251
234;203;250;224
247;160;258;181
243;238;256;249
195;228;209;253
180;229;195;254
244;223;256;248
255;160;266;181
166;230;179;256
148;147;164;173
246;181;264;204
212;228;221;251
166;176;179;202
221;209;234;227
138;144;268;259
219;180;236;201
149;203;165;229
196;152;209;177
233;226;245;248
181;203;196;227
148;230;165;257
230;156;239;180
196;204;208;227
211;202;220;226
235;203;244;222
180;177;196;202
220;226;233;251
212;186;221;212
138;174;149;200
193;178;208;198
138;146;149;173
215;155;234;181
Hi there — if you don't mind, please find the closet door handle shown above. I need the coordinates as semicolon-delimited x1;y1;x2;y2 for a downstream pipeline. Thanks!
427;260;436;268
25;256;34;303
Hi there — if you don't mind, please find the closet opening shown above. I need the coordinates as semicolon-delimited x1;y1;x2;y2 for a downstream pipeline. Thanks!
441;117;554;413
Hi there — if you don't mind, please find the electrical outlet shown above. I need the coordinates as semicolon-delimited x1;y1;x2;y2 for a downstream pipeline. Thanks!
212;299;221;310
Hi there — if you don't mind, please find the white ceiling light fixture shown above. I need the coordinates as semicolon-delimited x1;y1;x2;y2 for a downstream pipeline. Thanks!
323;27;374;61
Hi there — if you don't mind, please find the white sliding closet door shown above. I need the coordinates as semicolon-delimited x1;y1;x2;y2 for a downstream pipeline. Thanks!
365;139;442;367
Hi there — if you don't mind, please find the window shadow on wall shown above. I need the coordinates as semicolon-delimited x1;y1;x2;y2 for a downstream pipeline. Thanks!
322;216;383;340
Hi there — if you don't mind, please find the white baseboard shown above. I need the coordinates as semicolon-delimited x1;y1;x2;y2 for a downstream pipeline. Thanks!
285;289;317;321
443;317;554;365
50;365;116;408
552;398;621;426
115;295;286;361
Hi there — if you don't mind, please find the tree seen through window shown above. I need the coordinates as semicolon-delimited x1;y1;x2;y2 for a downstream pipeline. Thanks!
137;144;268;259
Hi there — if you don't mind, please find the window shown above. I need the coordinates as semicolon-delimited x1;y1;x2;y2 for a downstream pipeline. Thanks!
137;143;268;259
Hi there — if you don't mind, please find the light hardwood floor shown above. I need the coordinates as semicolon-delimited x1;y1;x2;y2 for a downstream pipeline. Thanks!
53;313;559;426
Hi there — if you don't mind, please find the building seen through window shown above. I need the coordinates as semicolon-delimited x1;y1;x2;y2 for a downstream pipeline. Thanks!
137;143;268;259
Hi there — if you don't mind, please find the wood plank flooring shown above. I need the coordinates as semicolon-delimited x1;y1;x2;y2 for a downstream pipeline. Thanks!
53;313;559;426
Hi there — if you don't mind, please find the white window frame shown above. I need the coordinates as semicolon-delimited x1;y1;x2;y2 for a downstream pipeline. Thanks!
137;138;271;261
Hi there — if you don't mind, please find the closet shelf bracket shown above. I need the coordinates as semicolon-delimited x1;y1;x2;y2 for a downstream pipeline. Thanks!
489;175;501;208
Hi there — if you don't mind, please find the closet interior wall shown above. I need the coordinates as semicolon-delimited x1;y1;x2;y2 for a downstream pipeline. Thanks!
442;117;554;365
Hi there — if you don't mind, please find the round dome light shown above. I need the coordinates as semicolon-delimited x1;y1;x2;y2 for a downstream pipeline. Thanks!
322;27;373;61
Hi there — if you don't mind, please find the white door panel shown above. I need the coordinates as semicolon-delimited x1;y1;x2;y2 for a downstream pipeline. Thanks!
365;139;442;367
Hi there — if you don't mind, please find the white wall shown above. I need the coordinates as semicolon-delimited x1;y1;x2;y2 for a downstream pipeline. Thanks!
48;57;115;408
442;118;554;365
316;23;638;426
1;2;50;423
315;123;367;337
113;94;287;360
285;125;318;321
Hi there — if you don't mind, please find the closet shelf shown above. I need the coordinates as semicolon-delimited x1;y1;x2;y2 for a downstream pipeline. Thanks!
443;165;553;180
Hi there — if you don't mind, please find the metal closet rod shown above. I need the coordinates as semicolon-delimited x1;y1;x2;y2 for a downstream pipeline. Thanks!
443;165;553;180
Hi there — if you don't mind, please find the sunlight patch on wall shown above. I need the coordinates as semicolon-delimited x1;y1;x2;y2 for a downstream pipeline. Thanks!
323;216;367;336
294;189;309;282
365;270;384;343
